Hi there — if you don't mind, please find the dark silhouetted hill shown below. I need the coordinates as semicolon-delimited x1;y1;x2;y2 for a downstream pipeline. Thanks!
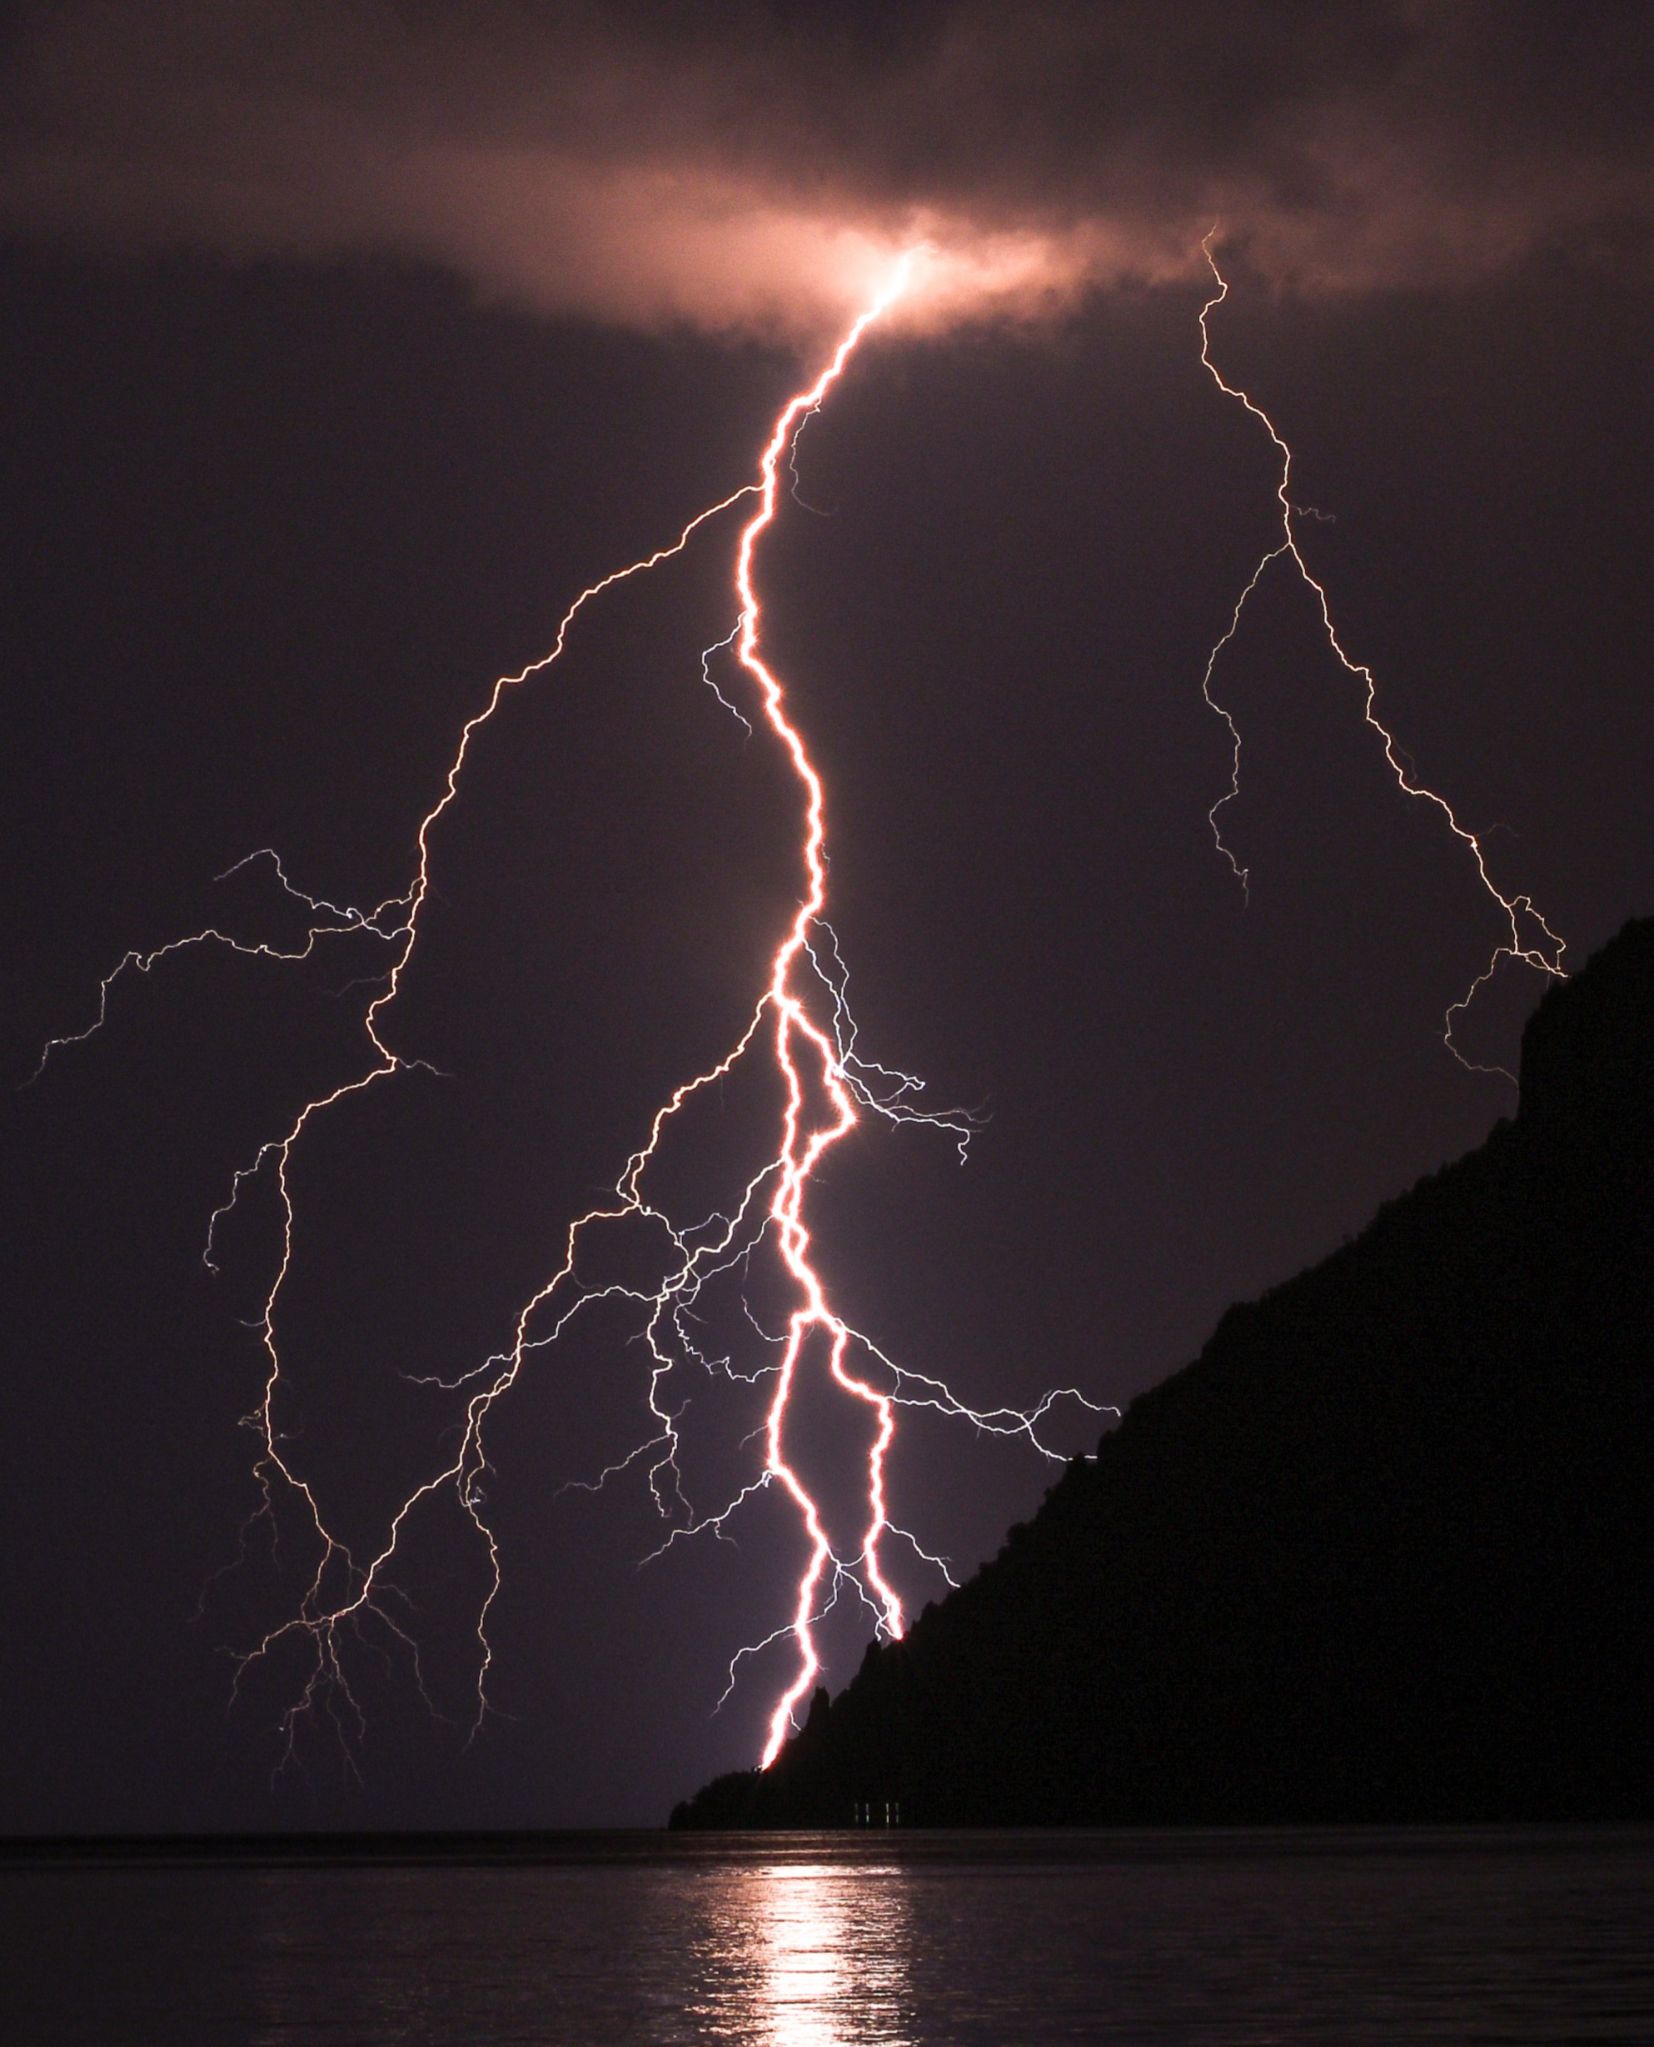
673;919;1653;1827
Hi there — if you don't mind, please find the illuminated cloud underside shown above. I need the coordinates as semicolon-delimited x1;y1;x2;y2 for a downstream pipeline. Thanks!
4;2;1650;341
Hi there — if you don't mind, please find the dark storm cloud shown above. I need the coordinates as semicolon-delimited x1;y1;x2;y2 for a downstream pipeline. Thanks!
3;0;1650;333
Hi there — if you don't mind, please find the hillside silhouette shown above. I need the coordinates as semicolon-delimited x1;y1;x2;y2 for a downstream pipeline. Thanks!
673;920;1653;1827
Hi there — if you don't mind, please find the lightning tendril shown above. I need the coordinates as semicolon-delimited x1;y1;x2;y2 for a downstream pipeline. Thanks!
1196;233;1566;1074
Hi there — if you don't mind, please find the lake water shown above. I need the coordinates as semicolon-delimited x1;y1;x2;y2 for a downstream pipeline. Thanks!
6;1827;1651;2044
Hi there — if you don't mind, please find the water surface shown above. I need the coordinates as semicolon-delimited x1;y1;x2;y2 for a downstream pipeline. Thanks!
7;1826;1651;2044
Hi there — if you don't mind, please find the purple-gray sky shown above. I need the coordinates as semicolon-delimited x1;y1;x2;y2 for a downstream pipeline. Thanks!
4;1;1651;1830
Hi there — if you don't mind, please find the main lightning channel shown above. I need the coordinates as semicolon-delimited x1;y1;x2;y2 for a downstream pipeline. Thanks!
728;257;918;1763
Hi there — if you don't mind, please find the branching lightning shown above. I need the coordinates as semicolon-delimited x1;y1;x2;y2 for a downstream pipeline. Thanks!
39;229;1566;1780
1196;234;1567;1073
36;250;1108;1775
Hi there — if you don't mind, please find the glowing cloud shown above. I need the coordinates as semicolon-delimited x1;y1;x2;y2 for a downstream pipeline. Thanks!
4;4;1650;341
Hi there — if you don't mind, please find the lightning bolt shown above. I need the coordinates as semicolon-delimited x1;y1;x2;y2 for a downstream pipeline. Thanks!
35;251;1109;1774
1196;233;1567;1074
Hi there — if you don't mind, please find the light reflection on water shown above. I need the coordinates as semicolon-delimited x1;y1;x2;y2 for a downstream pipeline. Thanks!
743;1862;912;2046
7;1827;1653;2045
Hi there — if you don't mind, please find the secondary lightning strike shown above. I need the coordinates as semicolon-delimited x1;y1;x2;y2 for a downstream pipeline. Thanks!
1196;234;1567;1074
40;251;1106;1774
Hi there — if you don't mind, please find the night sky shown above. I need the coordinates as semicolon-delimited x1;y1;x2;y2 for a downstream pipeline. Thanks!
4;3;1651;1831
